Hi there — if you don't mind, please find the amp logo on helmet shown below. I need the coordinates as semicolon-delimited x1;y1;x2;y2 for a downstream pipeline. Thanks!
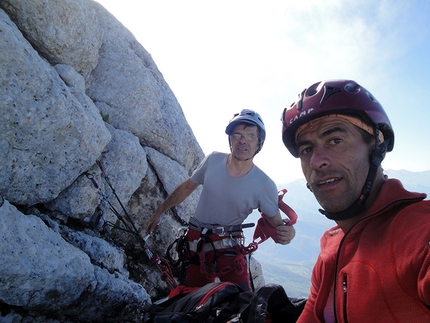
289;108;314;125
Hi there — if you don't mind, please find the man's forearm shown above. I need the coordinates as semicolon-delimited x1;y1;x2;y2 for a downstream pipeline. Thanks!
155;179;199;216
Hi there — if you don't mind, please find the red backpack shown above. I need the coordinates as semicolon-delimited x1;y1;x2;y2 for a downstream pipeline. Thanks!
143;282;306;323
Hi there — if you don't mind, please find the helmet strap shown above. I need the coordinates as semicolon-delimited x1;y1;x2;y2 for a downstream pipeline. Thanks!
319;127;388;221
253;138;263;156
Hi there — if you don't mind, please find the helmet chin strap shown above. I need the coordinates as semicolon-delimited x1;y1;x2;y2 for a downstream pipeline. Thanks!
319;127;388;221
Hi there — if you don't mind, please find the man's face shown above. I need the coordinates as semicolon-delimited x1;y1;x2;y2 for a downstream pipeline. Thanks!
296;118;372;213
230;124;259;161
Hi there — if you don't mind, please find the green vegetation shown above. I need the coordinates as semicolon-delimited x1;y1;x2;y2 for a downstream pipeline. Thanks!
256;258;313;298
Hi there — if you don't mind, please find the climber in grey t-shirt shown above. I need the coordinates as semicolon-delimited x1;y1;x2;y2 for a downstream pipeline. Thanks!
191;151;279;226
147;109;295;291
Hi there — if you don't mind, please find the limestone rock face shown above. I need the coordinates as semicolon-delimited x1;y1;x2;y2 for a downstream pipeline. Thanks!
1;200;97;310
0;8;111;206
0;1;264;322
1;0;102;79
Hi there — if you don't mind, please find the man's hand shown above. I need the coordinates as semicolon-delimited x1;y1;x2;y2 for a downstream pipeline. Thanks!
145;179;199;233
264;213;296;244
146;213;162;233
276;224;296;245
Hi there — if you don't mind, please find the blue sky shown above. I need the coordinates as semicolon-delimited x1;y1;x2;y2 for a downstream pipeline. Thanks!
95;0;430;184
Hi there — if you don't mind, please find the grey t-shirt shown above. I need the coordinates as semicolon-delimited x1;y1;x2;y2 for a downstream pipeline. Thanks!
190;151;279;226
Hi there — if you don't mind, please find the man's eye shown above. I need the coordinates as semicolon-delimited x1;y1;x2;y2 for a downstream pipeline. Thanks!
330;138;343;145
300;147;312;156
231;133;256;141
245;134;256;141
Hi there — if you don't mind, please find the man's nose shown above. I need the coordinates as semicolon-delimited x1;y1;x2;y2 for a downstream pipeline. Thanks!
238;135;247;143
310;146;330;170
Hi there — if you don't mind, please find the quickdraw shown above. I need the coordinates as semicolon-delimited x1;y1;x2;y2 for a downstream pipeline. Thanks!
86;160;178;291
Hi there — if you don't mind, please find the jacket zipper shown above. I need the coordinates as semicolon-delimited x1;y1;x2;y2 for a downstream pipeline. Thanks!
334;215;372;323
343;273;349;323
195;282;234;310
331;193;425;322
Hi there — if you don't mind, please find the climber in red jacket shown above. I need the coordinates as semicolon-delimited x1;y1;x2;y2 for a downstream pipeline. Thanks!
281;79;430;322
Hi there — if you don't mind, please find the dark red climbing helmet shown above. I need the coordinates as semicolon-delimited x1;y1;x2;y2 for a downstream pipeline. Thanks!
281;79;394;158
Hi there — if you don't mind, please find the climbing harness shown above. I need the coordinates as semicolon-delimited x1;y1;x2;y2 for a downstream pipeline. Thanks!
86;160;178;291
189;217;255;236
166;188;298;283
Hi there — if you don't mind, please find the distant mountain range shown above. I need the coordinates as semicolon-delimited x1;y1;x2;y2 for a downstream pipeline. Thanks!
243;169;430;298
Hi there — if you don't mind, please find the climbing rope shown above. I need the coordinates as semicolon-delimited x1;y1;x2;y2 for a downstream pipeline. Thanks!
86;160;178;291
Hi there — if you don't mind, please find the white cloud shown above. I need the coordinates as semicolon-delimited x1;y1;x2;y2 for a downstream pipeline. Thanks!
95;0;430;182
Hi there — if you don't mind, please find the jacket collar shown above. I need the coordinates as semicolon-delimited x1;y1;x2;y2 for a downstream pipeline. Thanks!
365;178;426;217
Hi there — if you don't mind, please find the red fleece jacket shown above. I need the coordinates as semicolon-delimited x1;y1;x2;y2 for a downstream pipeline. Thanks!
297;179;430;323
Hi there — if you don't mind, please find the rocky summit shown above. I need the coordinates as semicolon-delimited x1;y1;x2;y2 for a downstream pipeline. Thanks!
0;1;265;322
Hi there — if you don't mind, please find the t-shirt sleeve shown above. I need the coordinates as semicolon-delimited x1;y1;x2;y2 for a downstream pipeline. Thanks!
190;152;213;185
258;178;279;218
